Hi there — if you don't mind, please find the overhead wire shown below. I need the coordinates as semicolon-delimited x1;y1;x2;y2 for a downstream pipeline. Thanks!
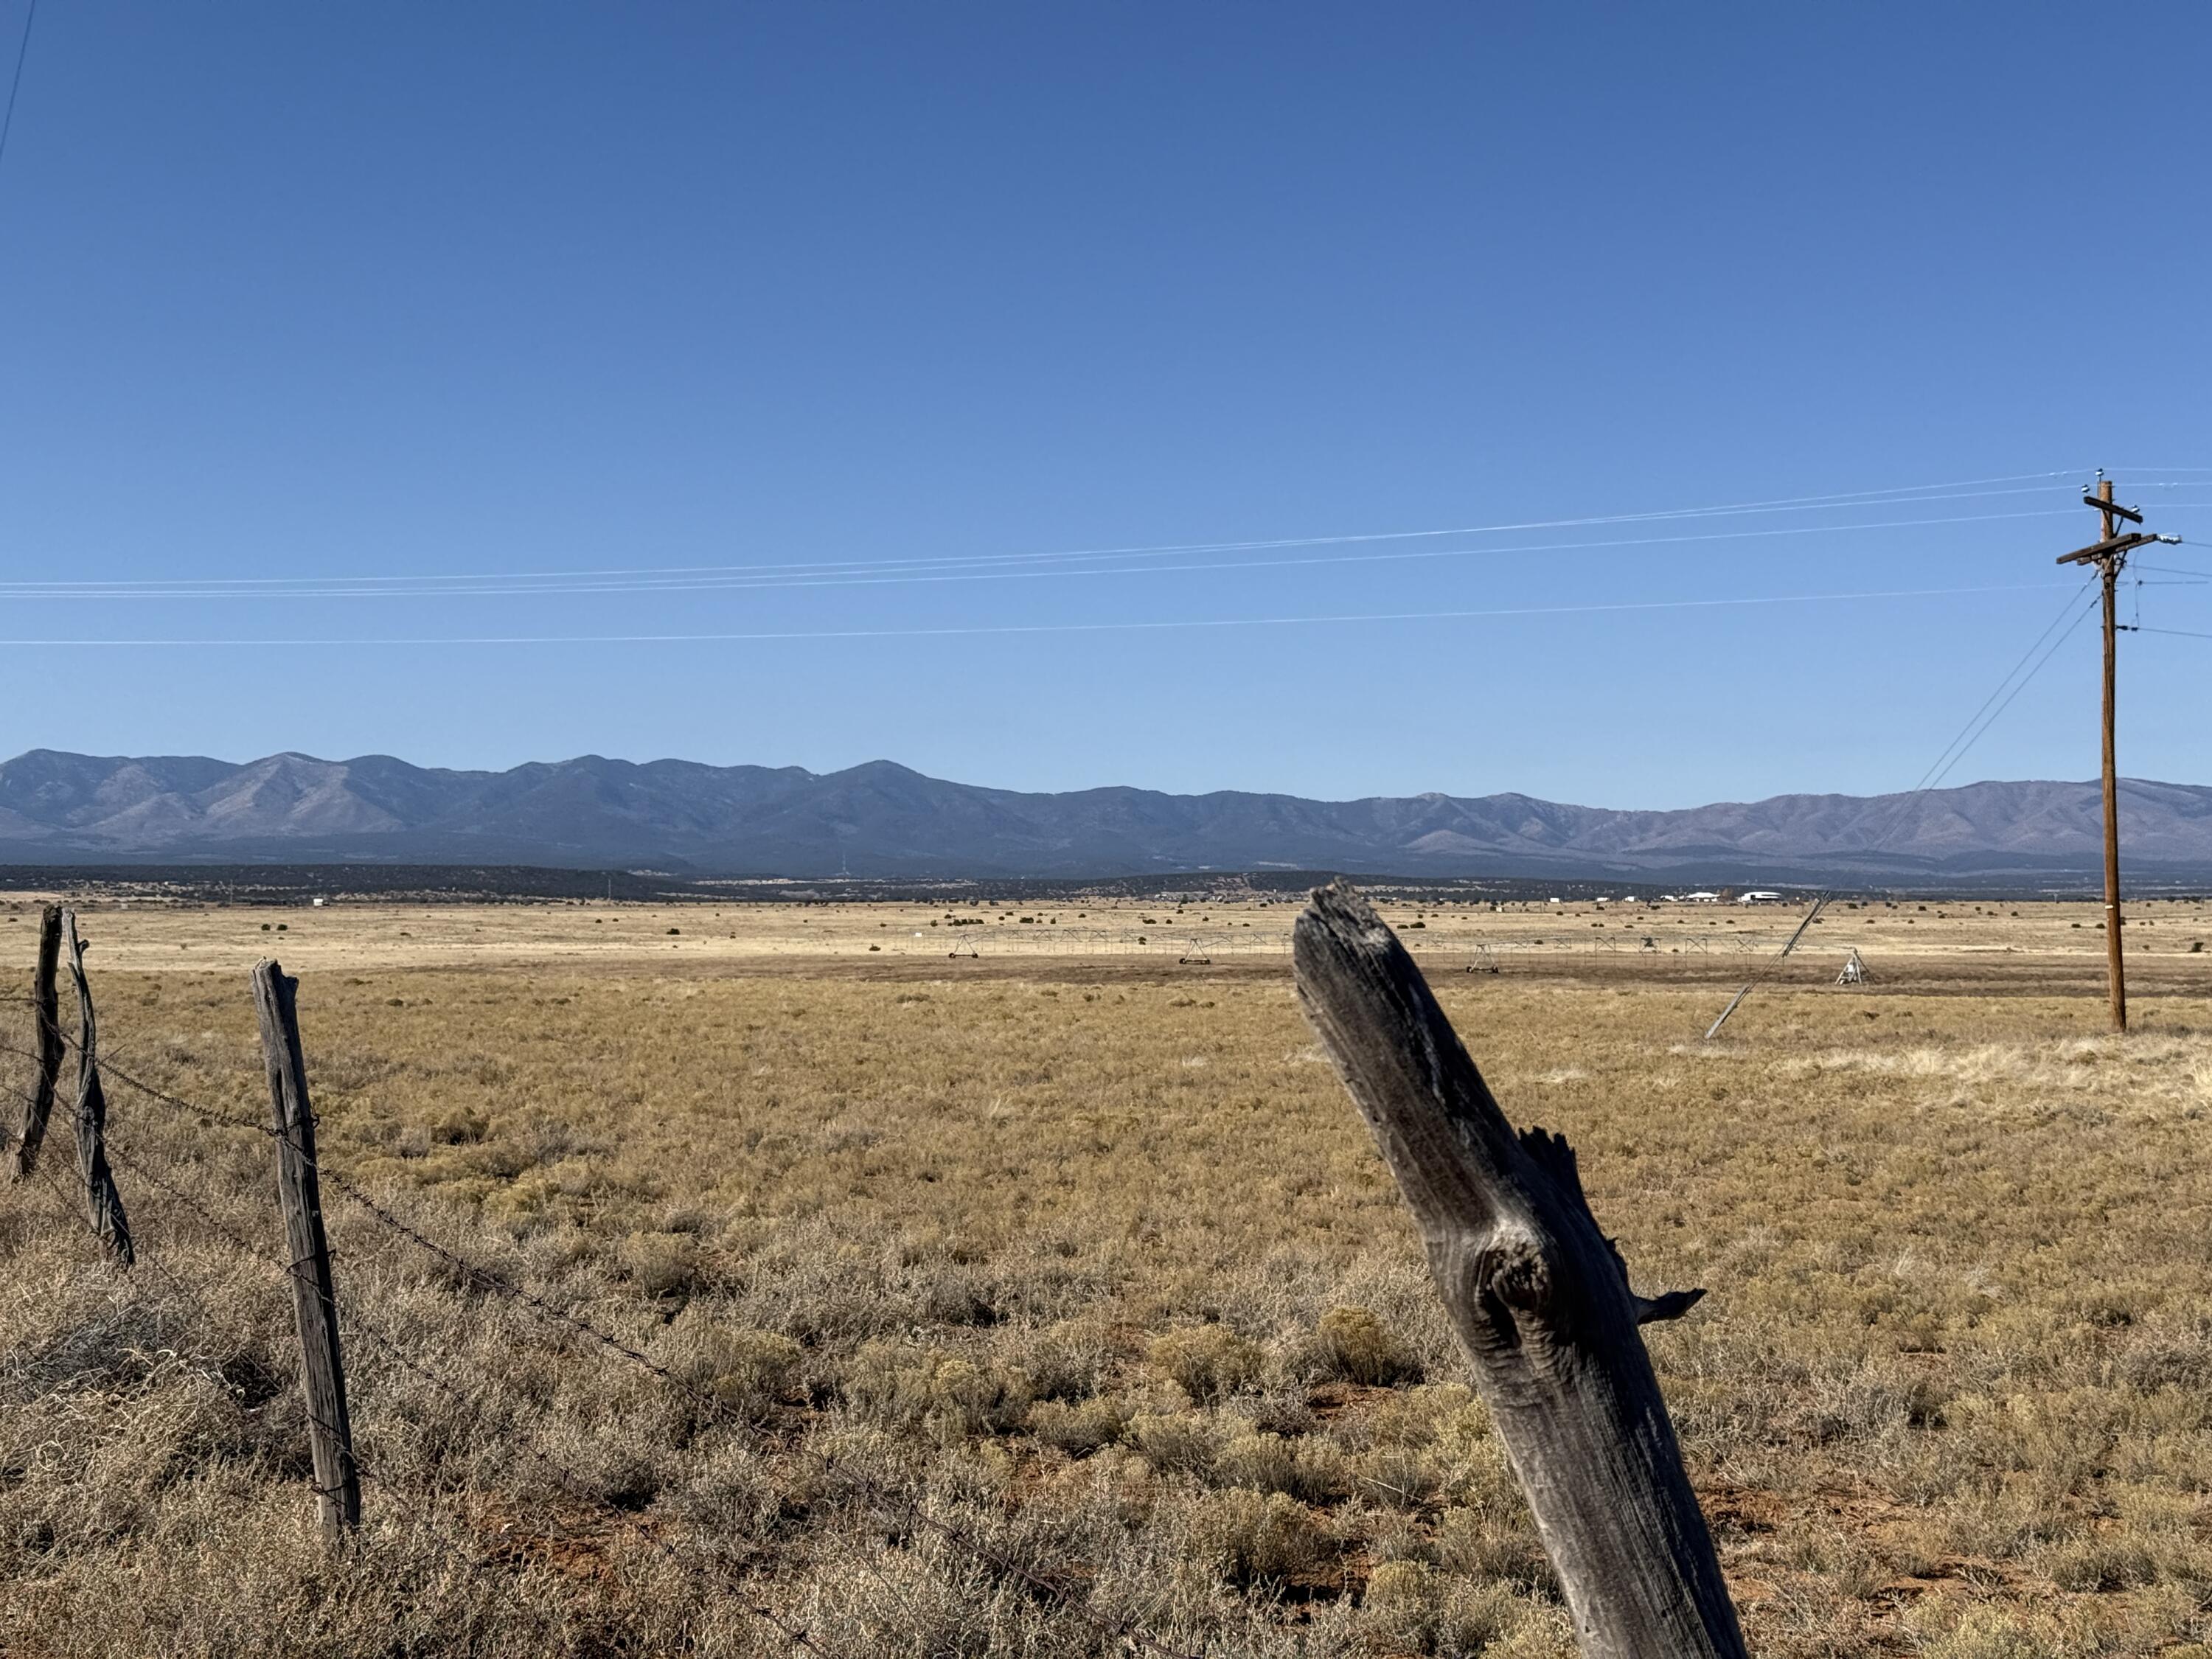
1;470;2097;597
0;507;2095;603
1884;580;2104;807
1703;577;2103;1039
0;0;35;179
0;577;2087;647
25;473;2188;606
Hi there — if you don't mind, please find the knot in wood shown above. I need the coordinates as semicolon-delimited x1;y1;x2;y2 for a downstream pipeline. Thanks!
1476;1234;1553;1316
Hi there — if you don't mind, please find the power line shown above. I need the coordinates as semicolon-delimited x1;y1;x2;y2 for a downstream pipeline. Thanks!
0;507;2093;604
0;577;2082;647
0;473;2099;597
1703;578;2101;1040
1888;581;2101;806
0;0;35;180
1919;588;2101;793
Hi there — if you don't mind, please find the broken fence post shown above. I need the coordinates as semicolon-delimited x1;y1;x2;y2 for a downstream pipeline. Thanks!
251;958;361;1534
1292;881;1745;1659
12;904;64;1180
60;911;132;1264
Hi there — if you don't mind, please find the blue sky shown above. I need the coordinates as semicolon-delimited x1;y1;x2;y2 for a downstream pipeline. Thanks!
1;3;2206;807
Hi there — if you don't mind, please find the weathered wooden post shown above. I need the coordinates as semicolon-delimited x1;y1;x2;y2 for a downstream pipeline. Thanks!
60;912;132;1264
1293;883;1744;1659
251;959;360;1533
12;905;63;1179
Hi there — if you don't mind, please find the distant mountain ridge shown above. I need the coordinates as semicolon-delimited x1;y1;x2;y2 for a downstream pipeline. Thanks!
3;748;2210;880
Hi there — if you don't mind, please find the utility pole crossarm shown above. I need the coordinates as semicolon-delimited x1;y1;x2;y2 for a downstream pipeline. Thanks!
2056;531;2158;566
2081;493;2144;524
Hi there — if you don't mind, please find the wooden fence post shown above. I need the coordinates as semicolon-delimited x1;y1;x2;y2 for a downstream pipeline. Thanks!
12;905;63;1179
1293;883;1745;1659
60;911;132;1264
251;958;361;1533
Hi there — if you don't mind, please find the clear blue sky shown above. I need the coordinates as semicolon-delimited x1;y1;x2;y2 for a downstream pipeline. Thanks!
2;3;2207;807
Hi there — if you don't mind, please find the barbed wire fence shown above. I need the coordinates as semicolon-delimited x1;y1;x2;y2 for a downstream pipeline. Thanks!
1;903;1208;1659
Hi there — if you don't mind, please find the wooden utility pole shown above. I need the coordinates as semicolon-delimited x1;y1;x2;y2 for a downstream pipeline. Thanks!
251;959;360;1533
2056;476;2178;1034
2096;479;2127;1034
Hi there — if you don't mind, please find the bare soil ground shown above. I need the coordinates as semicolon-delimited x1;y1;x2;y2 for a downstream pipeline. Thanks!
2;894;2211;1658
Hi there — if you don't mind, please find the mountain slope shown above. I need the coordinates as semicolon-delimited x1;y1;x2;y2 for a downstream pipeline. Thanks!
1;749;2208;879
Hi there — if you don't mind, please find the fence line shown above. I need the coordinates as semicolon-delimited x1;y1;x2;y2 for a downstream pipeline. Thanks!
12;1133;684;1654
60;910;132;1263
2;948;1204;1659
10;1019;1208;1659
51;1060;840;1649
98;1060;1198;1658
10;904;61;1178
1;984;842;1652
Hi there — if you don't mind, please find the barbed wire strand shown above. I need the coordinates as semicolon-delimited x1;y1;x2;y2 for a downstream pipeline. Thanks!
15;1135;657;1653
105;1049;1200;1652
0;1041;830;1652
18;1034;1198;1658
87;1127;831;1652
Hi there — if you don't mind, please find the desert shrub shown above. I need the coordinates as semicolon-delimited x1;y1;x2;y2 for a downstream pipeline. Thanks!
1147;1324;1263;1402
2045;1533;2157;1592
2122;1315;2212;1392
1128;1411;1220;1477
667;1440;791;1542
1213;1427;1351;1503
616;1229;703;1297
1213;1427;1298;1495
1361;1559;1441;1651
428;1106;490;1145
1436;1506;1558;1599
1909;1604;2061;1659
1360;1441;1444;1508
1041;1442;1162;1528
842;1343;1032;1442
920;1270;1000;1327
1312;1305;1423;1387
1433;1581;1549;1657
925;1356;1033;1438
1189;1489;1324;1586
1007;1318;1110;1402
665;1321;804;1420
1028;1396;1130;1457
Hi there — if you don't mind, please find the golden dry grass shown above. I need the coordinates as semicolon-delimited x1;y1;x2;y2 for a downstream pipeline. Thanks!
25;890;2212;974
3;897;2212;1657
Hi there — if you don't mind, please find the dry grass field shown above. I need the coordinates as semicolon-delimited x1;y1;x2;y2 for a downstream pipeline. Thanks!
4;891;2212;1658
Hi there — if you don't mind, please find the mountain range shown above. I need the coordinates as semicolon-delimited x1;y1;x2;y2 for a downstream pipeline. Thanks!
1;749;2208;882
